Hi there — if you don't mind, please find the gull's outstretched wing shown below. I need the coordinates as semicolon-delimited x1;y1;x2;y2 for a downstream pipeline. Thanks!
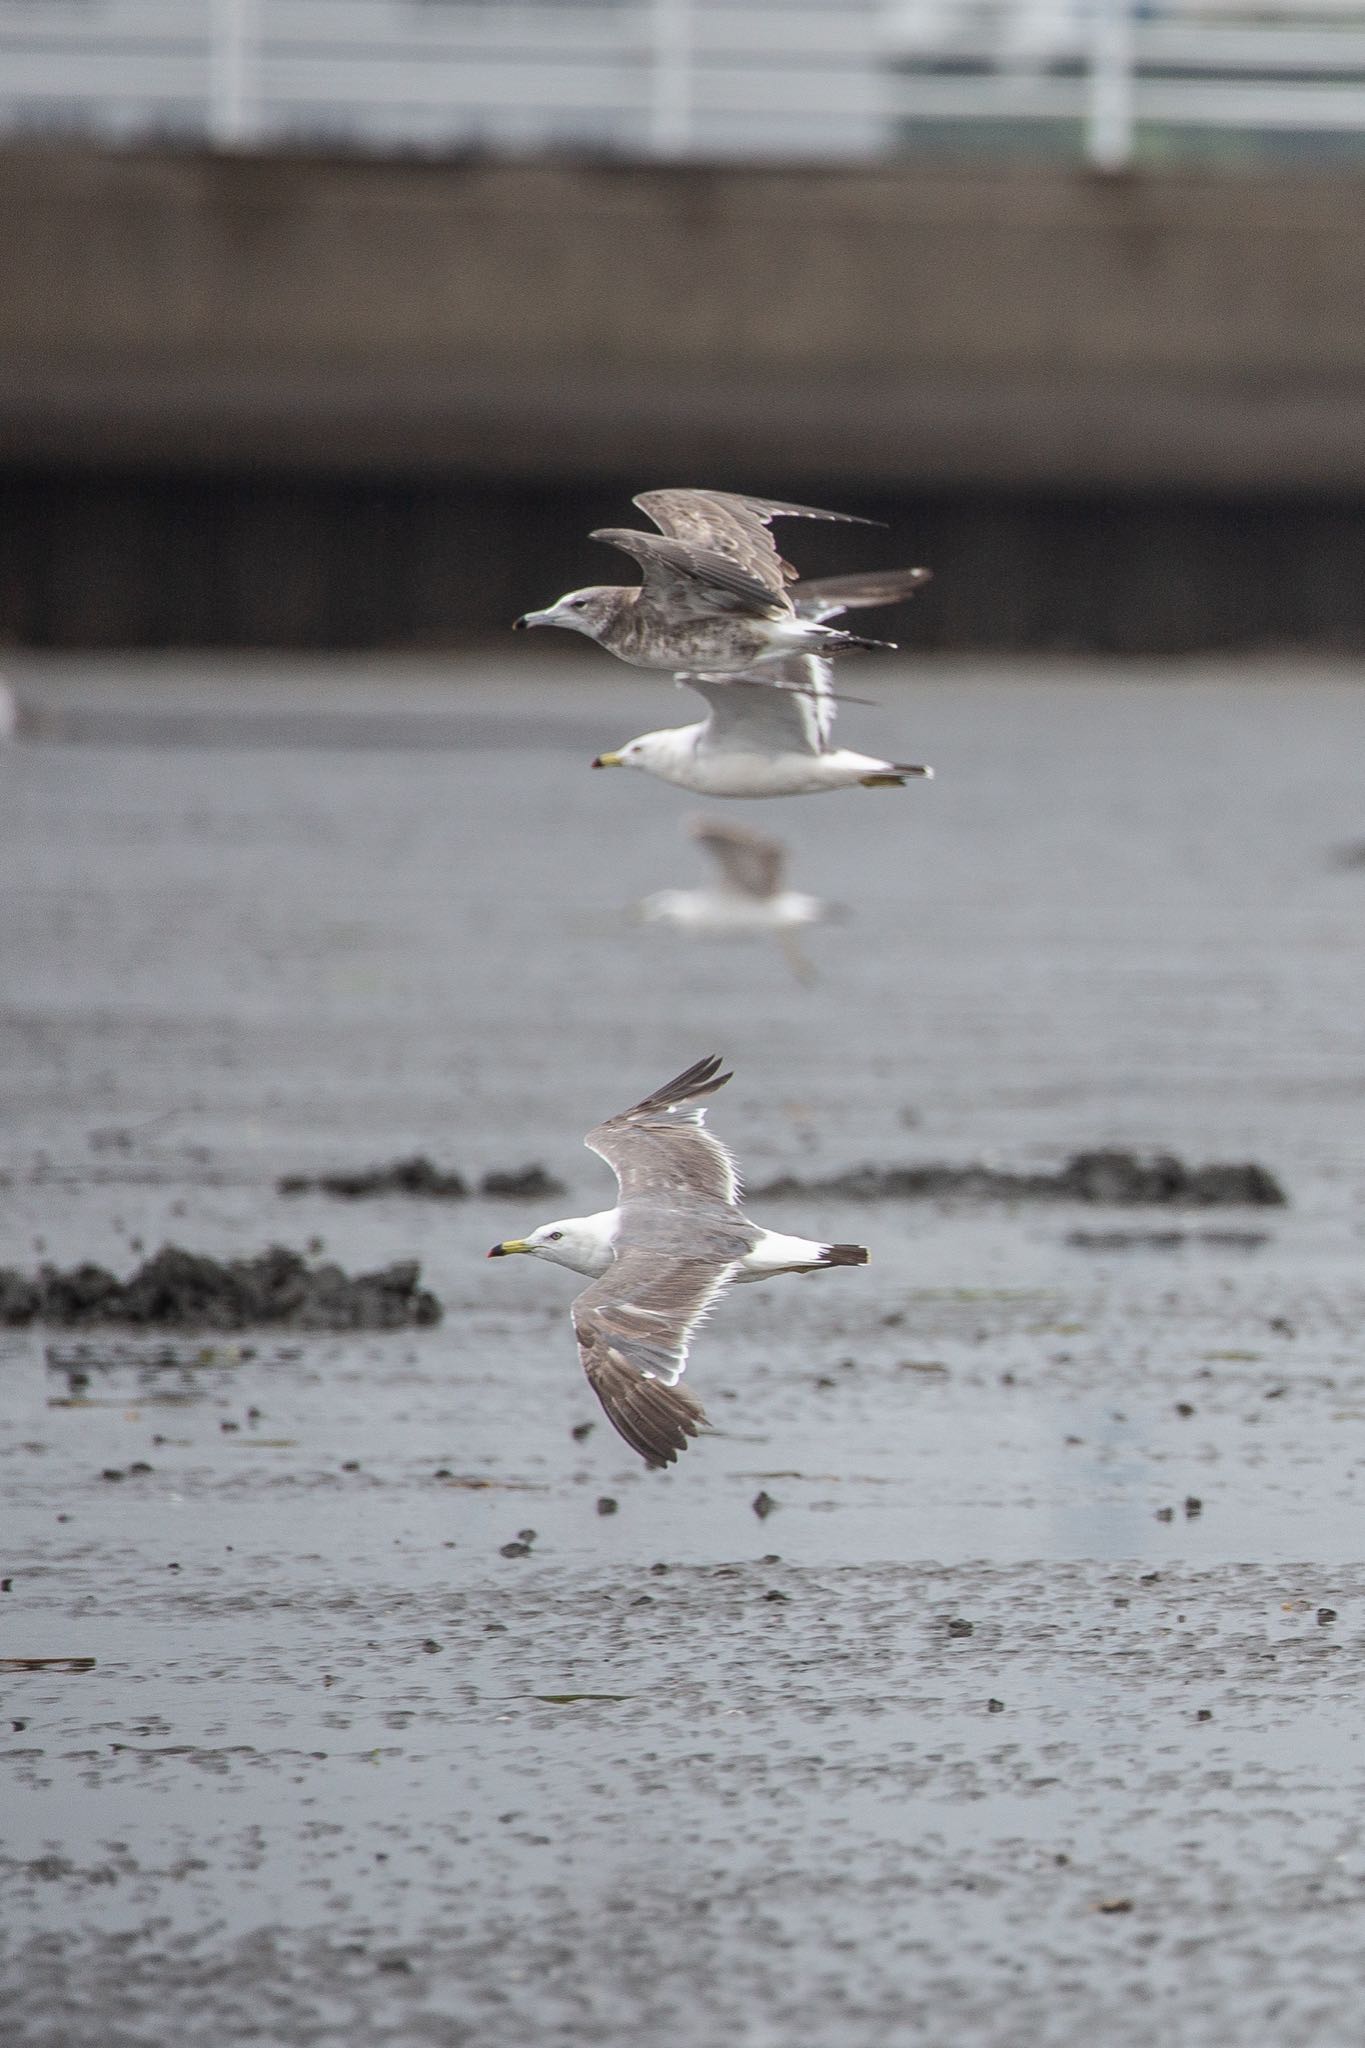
572;1249;736;1466
682;655;835;757
584;1053;741;1207
794;565;933;623
635;489;878;602
588;527;788;620
689;816;785;900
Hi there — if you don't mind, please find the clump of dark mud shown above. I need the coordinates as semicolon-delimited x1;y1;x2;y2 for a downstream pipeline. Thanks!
749;1148;1286;1207
477;1165;565;1200
0;1244;442;1331
278;1156;468;1199
1066;1227;1272;1251
277;1157;564;1201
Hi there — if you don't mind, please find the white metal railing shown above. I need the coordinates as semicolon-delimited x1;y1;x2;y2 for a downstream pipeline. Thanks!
3;1;1365;164
883;1;1365;164
0;1;884;155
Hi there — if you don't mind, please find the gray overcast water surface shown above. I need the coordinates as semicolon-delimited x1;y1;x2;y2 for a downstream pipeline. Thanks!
2;654;1365;2045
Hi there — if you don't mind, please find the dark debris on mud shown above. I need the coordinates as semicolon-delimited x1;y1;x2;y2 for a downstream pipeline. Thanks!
0;1245;443;1331
1067;1226;1272;1252
277;1156;565;1201
748;1147;1286;1207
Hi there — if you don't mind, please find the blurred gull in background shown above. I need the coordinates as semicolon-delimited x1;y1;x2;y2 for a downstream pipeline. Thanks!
636;814;837;983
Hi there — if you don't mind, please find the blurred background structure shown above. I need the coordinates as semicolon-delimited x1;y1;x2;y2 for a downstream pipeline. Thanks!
4;0;1365;650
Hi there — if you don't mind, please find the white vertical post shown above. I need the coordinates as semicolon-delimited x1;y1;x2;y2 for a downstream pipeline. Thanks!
209;0;259;148
649;0;692;156
1085;0;1135;170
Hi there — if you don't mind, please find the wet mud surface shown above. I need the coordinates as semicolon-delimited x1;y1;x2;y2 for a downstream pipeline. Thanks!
3;654;1365;2045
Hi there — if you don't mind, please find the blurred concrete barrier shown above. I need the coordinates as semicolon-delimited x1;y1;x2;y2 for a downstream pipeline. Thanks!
3;144;1365;647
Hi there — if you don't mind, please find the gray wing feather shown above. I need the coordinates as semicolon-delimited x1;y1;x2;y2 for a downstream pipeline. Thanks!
794;565;933;623
634;489;877;603
589;528;789;619
573;1248;730;1466
585;1053;742;1207
689;817;785;899
682;655;834;755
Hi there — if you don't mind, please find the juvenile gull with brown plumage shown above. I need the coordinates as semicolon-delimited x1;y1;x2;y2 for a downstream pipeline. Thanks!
514;488;901;674
487;1056;869;1468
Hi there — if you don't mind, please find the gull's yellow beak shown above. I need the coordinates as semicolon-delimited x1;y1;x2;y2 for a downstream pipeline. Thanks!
487;1239;530;1258
591;751;623;769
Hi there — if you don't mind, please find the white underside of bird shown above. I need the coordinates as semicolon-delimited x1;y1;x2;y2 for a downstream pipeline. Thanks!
603;730;912;798
637;886;827;933
592;659;931;799
499;1207;856;1284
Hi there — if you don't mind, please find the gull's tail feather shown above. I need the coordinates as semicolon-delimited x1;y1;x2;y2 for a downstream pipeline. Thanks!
822;1243;870;1267
860;763;933;787
824;631;898;656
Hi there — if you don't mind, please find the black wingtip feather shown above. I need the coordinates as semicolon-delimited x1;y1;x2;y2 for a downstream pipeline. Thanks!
627;1054;732;1119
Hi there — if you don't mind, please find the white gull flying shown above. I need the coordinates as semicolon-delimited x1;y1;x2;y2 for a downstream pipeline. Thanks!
592;654;932;798
487;1055;869;1468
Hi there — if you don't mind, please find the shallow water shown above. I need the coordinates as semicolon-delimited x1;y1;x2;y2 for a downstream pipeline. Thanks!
2;653;1365;2044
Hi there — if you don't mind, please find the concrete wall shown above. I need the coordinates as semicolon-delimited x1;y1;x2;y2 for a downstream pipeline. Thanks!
4;144;1365;647
5;144;1365;492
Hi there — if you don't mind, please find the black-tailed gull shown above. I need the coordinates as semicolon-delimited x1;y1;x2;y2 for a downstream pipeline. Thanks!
487;1055;869;1468
591;653;932;798
513;488;898;673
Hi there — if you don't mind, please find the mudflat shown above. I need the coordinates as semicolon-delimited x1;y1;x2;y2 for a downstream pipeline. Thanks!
2;654;1364;2046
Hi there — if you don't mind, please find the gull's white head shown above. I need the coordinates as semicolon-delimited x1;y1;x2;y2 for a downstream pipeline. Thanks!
514;587;623;643
487;1213;613;1278
591;729;680;775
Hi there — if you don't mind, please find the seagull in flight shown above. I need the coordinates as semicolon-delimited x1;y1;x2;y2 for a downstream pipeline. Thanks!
636;816;835;982
487;1056;869;1468
514;488;902;674
591;653;932;797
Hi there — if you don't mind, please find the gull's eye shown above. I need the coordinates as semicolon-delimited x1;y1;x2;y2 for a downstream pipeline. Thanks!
546;1230;563;1242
